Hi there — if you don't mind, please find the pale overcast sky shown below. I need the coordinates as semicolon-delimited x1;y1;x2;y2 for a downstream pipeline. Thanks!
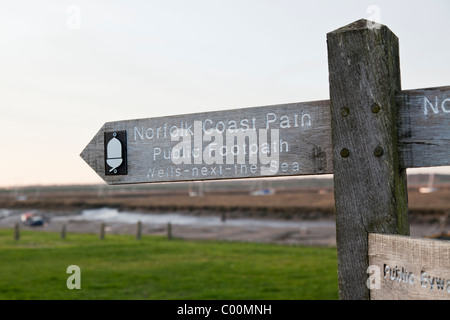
1;0;449;187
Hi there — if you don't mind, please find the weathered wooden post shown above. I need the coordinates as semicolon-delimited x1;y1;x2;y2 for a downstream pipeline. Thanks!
136;221;142;240
61;224;67;239
99;223;106;240
327;19;409;299
14;223;20;241
167;222;172;240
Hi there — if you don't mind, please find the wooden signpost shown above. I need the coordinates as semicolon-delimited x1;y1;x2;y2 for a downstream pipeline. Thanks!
81;19;449;300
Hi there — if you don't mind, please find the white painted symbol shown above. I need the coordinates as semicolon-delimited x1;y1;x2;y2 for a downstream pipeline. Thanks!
106;132;122;173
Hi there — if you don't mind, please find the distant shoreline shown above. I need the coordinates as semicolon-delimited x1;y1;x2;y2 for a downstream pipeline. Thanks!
1;175;449;227
1;191;448;225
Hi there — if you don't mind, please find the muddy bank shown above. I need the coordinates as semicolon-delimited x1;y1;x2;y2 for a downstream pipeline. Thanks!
1;198;448;225
0;207;338;246
1;186;449;225
1;207;446;247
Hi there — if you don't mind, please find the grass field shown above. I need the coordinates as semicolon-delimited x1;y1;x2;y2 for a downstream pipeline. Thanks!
0;228;338;300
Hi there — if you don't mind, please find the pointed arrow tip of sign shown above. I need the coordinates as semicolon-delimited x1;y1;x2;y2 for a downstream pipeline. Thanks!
79;124;108;183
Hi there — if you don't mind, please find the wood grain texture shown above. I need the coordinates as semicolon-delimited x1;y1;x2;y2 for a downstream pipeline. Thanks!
397;86;450;168
80;100;333;185
327;19;409;300
369;233;450;300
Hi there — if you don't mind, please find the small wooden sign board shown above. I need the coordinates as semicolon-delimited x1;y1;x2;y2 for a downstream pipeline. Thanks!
368;233;450;300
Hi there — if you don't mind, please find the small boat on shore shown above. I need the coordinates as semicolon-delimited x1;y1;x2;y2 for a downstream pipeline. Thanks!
21;211;48;227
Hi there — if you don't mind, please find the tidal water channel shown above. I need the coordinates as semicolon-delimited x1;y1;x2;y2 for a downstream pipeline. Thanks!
52;207;335;229
0;207;437;246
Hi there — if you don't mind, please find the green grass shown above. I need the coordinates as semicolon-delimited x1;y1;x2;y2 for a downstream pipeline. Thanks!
0;228;338;300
